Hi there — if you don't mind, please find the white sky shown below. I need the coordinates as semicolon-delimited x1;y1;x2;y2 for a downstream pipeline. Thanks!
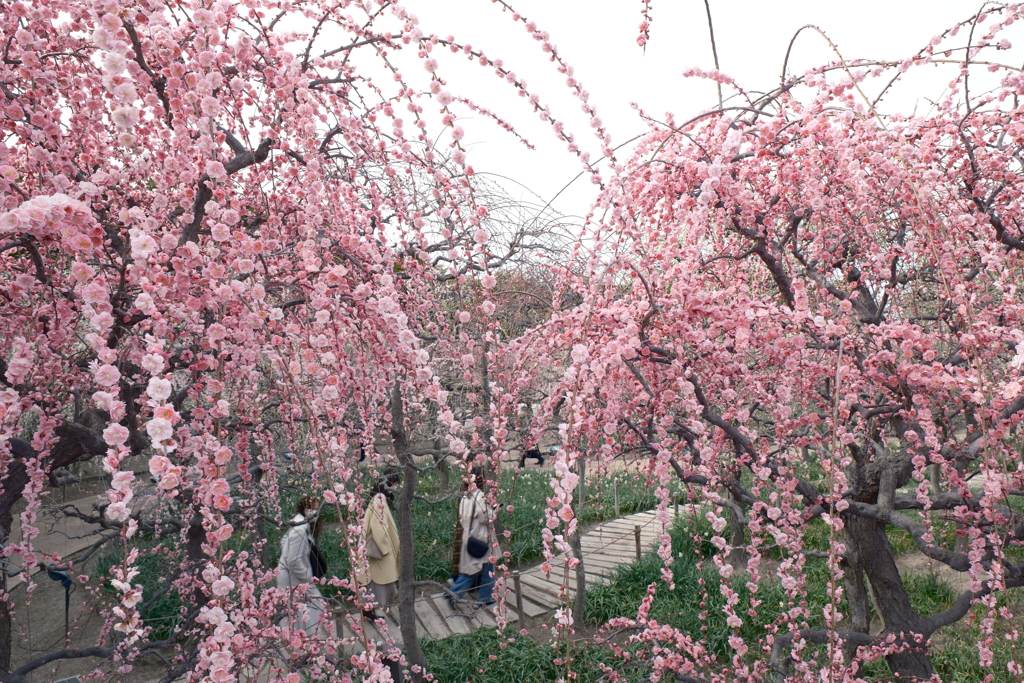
399;0;1012;217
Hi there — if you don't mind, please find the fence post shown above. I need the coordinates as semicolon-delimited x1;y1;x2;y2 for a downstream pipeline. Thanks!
512;571;525;625
613;480;620;517
674;493;679;519
634;525;642;560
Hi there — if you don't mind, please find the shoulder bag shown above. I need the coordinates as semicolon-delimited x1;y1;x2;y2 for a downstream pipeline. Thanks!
309;543;328;579
365;536;384;560
464;496;488;559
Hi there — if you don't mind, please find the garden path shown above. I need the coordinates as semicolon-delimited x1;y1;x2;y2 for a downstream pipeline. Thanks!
332;508;665;655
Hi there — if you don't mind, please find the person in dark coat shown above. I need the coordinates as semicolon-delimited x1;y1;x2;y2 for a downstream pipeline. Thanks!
518;446;544;468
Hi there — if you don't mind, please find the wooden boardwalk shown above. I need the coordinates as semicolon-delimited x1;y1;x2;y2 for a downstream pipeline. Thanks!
335;509;664;650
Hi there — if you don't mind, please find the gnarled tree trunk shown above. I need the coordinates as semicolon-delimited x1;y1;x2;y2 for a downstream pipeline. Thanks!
725;491;748;570
845;514;933;679
390;381;423;682
840;530;872;664
0;511;11;677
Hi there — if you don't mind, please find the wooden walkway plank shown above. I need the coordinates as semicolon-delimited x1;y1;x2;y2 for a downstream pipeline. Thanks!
429;594;472;635
416;598;454;640
469;605;498;628
576;560;620;576
518;573;572;600
497;590;549;618
516;581;558;610
579;544;642;558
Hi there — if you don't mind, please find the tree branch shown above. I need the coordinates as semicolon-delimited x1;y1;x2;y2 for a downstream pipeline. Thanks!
180;137;274;245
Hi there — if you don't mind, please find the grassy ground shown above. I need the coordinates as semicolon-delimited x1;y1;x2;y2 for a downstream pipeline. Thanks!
424;517;1024;683
422;628;619;683
584;519;817;661
94;536;184;641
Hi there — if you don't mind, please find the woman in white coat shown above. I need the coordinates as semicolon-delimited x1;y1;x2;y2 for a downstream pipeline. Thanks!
276;495;335;638
449;470;494;607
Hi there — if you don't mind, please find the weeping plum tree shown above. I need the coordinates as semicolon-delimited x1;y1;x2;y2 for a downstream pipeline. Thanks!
8;0;1024;681
506;5;1024;681
0;0;611;680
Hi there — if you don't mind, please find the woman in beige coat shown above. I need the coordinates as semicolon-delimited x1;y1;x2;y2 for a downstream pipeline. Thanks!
356;482;400;619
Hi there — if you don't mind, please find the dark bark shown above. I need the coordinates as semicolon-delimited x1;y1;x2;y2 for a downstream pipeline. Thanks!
179;136;273;245
1;419;108;521
434;438;449;493
725;492;748;569
845;514;933;679
569;504;586;625
390;381;422;682
770;628;878;683
840;529;872;664
1;645;114;683
0;510;11;676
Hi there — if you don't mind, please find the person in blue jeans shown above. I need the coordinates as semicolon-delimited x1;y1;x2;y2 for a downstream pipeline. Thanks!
449;469;495;607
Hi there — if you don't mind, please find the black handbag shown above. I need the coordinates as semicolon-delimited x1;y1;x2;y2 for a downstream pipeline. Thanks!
465;497;488;559
309;543;328;579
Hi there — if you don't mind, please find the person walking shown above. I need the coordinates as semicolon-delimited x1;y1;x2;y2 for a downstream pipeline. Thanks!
449;470;494;607
276;495;335;638
356;480;401;620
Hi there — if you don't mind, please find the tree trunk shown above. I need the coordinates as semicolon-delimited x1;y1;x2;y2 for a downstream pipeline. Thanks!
0;510;12;676
570;460;586;625
391;382;424;682
477;342;506;548
928;464;941;493
570;529;586;626
845;514;933;679
726;493;748;570
840;531;872;664
435;451;449;494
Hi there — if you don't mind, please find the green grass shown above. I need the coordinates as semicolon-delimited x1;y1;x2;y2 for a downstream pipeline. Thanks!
421;627;624;683
423;520;1022;683
584;519;810;661
94;537;184;640
904;572;958;617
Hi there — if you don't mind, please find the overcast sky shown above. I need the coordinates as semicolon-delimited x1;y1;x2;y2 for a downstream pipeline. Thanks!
397;1;1010;217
